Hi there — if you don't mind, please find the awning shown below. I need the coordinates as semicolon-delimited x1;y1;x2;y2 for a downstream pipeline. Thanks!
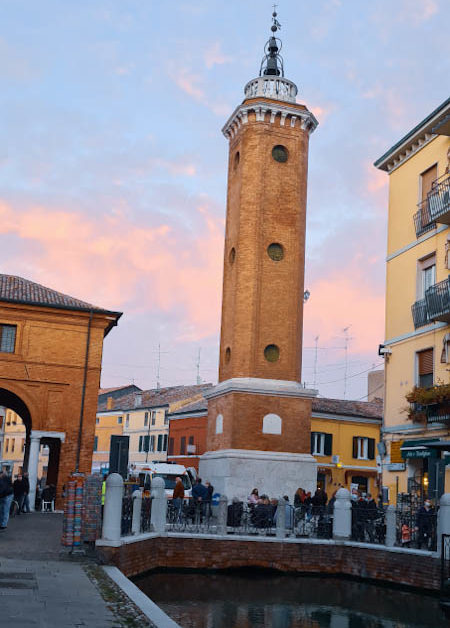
401;438;440;459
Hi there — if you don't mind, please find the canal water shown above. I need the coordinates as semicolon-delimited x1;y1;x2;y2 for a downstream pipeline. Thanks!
134;571;450;628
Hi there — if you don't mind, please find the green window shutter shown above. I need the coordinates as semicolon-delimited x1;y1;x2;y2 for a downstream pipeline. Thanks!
324;434;333;456
352;437;358;459
310;432;315;454
138;435;142;452
144;435;150;452
368;438;375;460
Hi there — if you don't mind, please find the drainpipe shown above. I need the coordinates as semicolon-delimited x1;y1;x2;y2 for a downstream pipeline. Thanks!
75;309;93;473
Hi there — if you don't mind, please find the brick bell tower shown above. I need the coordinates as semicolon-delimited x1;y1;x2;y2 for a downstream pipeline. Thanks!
199;11;318;499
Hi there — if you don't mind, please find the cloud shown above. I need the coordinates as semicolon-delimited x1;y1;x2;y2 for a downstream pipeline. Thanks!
0;198;224;341
168;64;231;117
204;42;232;69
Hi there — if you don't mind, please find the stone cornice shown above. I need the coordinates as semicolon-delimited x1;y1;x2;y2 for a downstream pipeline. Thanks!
222;100;319;140
204;377;317;400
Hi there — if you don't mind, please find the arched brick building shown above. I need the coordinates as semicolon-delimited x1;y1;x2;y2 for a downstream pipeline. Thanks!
0;274;121;508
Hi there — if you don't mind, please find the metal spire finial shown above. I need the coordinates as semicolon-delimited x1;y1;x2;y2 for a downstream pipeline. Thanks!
260;7;284;77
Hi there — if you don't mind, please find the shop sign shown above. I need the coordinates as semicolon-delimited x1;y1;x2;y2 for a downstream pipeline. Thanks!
390;441;404;463
387;463;405;471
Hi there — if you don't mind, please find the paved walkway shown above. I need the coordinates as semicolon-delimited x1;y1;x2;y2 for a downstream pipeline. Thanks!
0;512;120;627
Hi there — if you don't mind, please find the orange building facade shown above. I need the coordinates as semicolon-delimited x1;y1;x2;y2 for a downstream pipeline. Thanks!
0;275;120;508
199;15;319;499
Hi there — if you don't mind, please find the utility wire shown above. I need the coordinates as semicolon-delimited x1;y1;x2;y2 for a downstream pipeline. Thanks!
316;362;384;386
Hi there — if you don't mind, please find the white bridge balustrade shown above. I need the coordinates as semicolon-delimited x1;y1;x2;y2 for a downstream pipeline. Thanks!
99;484;450;558
244;76;297;103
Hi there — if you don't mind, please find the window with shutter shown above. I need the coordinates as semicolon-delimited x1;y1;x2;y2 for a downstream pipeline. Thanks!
352;437;358;458
368;438;375;460
180;436;186;455
417;348;433;387
311;432;325;455
163;434;168;451
138;435;143;452
421;164;438;201
324;434;333;456
157;434;163;451
144;435;150;452
168;437;174;455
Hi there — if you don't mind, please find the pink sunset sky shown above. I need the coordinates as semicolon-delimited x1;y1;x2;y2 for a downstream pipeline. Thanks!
1;1;449;399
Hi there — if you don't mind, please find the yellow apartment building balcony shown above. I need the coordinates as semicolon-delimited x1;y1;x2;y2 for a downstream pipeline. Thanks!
411;277;450;328
425;276;450;323
428;172;450;225
413;173;450;237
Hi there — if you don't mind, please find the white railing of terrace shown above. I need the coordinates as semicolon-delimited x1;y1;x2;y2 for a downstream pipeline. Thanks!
100;474;450;558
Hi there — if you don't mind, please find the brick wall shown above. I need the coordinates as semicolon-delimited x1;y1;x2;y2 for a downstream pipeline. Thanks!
96;535;441;591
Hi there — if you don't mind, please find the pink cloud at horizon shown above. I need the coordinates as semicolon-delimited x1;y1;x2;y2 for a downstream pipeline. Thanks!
0;200;224;341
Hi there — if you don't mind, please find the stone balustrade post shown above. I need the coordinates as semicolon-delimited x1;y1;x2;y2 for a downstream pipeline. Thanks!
131;490;142;535
437;493;450;557
102;473;124;542
217;495;228;536
332;488;352;540
385;504;396;547
276;496;286;539
150;477;167;536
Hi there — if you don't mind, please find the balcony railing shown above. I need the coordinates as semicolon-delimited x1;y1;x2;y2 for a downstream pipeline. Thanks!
425;276;450;323
414;200;435;237
411;298;430;329
428;173;450;225
427;403;450;424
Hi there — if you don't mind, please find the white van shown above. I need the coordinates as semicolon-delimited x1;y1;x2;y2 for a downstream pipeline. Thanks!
130;462;193;498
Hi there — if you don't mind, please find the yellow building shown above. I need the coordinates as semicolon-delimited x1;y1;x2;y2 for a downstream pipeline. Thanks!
94;385;211;473
311;398;382;498
375;97;450;503
0;407;48;479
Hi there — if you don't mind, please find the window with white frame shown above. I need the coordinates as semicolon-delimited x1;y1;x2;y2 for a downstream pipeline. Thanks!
352;437;375;460
164;411;169;425
0;324;17;353
144;412;149;426
151;411;156;426
125;414;130;429
311;432;333;456
417;254;436;299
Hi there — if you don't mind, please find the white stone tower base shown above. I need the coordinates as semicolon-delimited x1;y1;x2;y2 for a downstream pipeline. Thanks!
199;449;317;501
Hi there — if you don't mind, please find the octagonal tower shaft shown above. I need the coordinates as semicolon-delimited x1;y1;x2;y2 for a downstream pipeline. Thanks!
218;96;317;384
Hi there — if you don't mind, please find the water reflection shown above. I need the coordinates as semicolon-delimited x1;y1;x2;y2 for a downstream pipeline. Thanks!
134;572;449;628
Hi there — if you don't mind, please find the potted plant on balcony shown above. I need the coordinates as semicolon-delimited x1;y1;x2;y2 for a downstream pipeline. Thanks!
405;382;450;421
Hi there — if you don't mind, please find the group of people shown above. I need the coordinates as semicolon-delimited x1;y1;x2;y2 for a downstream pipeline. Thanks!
351;491;382;542
0;469;31;531
171;476;214;522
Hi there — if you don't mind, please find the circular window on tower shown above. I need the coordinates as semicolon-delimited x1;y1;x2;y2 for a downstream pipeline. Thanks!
272;145;288;163
264;344;280;363
267;243;284;261
234;151;240;169
225;347;231;363
229;247;236;264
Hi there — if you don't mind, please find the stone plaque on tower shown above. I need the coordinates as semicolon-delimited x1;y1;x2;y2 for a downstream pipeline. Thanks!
199;11;318;500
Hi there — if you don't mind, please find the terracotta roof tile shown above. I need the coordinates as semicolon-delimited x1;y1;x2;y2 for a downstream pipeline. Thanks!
0;274;121;316
97;383;213;412
312;397;383;419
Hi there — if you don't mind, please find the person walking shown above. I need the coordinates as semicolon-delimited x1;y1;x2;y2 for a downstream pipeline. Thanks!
192;478;208;522
22;472;31;513
415;499;435;550
0;469;14;530
13;474;26;515
172;476;185;522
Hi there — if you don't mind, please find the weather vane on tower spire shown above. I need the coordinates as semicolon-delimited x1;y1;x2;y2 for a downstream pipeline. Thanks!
260;6;284;77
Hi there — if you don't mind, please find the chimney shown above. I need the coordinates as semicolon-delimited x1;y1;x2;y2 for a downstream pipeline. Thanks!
106;396;114;410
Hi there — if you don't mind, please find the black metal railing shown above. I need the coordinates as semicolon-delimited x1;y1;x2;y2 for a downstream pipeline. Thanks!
442;535;450;597
227;502;277;536
395;503;437;551
140;497;152;533
428;173;450;224
411;298;430;328
166;499;214;534
414;200;435;237
351;504;386;544
121;495;133;537
293;504;333;539
425;277;450;322
427;402;450;424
